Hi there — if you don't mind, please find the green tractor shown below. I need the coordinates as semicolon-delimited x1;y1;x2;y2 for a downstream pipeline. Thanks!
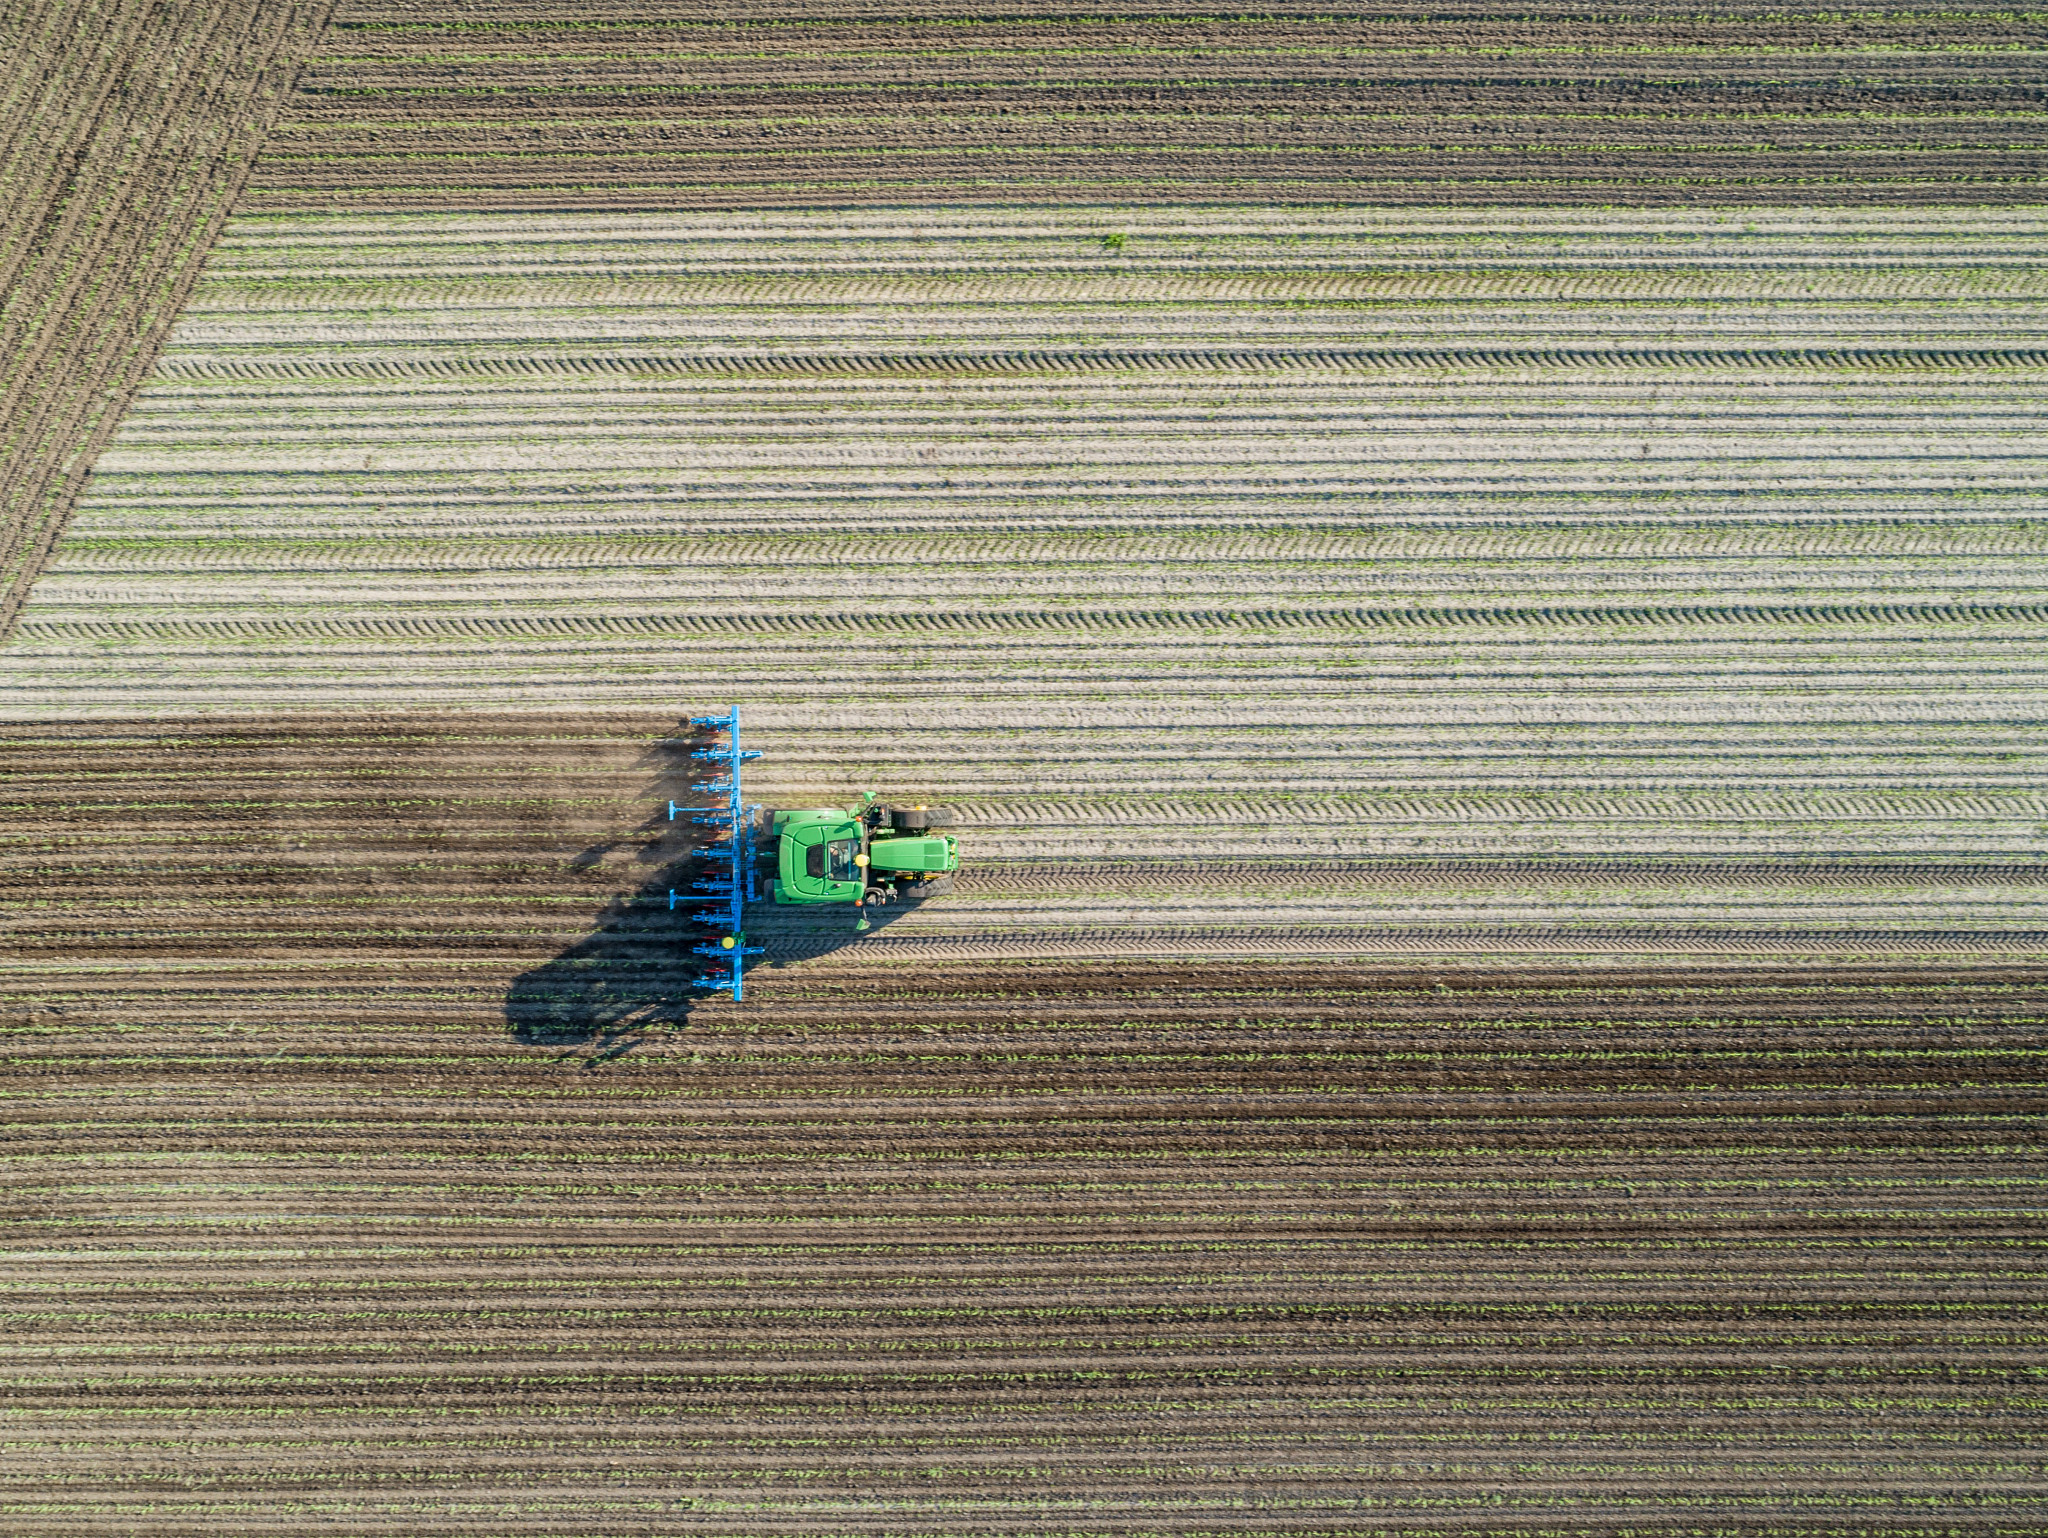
766;794;959;925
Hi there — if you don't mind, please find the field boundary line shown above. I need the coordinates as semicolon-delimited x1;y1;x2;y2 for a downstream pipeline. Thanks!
959;858;2048;888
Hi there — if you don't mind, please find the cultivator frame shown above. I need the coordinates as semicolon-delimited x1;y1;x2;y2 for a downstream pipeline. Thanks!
666;704;762;1001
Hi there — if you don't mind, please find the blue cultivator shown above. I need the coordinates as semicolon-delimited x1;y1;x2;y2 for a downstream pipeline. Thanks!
666;704;762;1001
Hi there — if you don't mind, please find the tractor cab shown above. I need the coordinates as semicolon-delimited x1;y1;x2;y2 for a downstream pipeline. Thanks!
768;799;959;908
772;813;867;904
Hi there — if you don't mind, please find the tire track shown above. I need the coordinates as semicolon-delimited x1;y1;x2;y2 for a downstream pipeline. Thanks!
181;269;2048;307
150;345;2048;379
789;925;2048;960
960;858;2048;890
50;525;2048;572
22;600;2048;643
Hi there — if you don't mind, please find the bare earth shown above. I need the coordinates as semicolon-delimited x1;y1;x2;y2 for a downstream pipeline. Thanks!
3;934;2043;1531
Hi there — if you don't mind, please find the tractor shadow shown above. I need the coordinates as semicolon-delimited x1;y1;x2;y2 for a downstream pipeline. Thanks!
503;723;914;1055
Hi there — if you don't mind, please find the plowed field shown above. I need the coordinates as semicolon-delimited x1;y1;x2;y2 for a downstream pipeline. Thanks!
250;0;2048;209
4;3;2044;1527
4;941;2044;1532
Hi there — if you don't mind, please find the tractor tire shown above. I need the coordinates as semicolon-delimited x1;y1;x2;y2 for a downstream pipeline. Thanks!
922;808;956;829
904;875;955;899
891;808;929;832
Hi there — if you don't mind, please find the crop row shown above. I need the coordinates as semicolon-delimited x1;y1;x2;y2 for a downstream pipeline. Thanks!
7;210;2035;892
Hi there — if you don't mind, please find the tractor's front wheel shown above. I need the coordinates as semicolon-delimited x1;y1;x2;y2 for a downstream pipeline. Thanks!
900;875;955;900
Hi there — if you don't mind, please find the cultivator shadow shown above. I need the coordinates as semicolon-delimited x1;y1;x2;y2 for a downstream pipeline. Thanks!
667;704;762;1001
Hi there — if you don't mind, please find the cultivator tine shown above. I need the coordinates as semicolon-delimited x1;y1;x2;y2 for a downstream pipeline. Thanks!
675;703;755;1001
667;801;732;824
664;892;733;925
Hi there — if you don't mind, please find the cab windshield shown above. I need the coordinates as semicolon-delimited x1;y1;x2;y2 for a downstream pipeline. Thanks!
825;839;861;880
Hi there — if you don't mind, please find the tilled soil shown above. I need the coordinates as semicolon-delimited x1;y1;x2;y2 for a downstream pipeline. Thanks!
0;1;334;640
4;958;2045;1530
4;713;2045;1530
246;2;2048;210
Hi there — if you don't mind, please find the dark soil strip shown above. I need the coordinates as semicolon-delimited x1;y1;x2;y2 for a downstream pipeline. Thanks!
0;0;334;644
242;3;2048;210
4;953;2045;1530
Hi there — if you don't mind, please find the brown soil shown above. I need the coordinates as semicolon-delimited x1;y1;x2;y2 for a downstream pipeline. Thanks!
4;713;2045;1530
0;1;335;644
243;3;2048;210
